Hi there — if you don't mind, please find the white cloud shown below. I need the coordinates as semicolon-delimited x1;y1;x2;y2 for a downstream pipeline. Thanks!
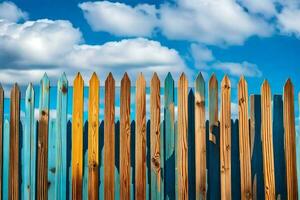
0;19;189;85
79;1;158;37
238;0;277;17
0;1;28;22
212;61;262;77
158;0;273;45
277;8;300;37
190;44;214;68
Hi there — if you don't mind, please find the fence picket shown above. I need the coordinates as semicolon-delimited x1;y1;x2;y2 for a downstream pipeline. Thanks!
3;120;9;200
273;94;286;199
88;72;99;200
120;73;131;200
23;83;35;200
104;73;115;199
150;73;161;199
37;73;50;199
48;120;56;199
298;92;300;198
220;75;231;200
9;83;20;200
238;77;252;199
164;72;175;199
72;73;84;199
261;80;275;199
135;73;146;199
208;74;220;200
177;73;188;199
195;73;206;200
283;79;298;199
56;73;68;200
250;95;264;200
0;84;3;200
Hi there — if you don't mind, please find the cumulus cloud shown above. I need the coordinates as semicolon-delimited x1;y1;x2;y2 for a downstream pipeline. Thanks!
0;19;189;85
238;0;277;18
212;61;262;77
190;44;214;68
79;1;158;37
0;1;28;22
277;8;300;37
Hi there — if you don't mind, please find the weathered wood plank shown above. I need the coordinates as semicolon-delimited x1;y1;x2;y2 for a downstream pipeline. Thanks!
0;84;3;200
23;83;35;200
208;74;220;200
220;75;231;200
250;95;264;200
298;92;300;198
104;73;115;199
3;120;9;200
72;73;84;199
56;73;68;200
177;73;188;199
273;95;286;199
164;72;175;199
135;73;146;199
150;73;161;199
261;80;275;199
120;73;131;200
231;119;241;200
37;74;50;200
9;83;20;200
160;120;164;200
88;72;100;200
238;77;252;200
195;72;206;200
283;79;298;199
48;120;56;199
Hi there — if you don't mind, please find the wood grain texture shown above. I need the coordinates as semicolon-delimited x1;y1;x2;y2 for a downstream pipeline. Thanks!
283;79;298;199
261;80;275;199
135;73;146;199
177;73;188;199
195;73;206;200
88;72;100;200
220;75;231;200
120;73;131;200
208;74;220;200
9;83;20;200
72;73;84;199
250;95;264;200
37;74;50;200
56;73;68;200
238;77;252;200
23;83;35;200
104;73;115;199
0;84;3;200
150;73;161;199
164;72;175;199
48;120;56;199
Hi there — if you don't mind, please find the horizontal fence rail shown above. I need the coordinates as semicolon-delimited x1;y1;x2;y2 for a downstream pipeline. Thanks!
0;72;299;200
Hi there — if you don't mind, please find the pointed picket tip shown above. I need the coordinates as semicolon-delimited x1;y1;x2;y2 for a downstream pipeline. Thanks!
59;72;68;82
26;82;34;92
151;72;160;82
179;72;186;79
166;72;172;79
238;75;247;86
209;73;217;83
284;78;293;89
90;72;99;84
121;72;130;84
105;72;115;84
221;75;230;86
41;72;50;83
195;72;205;83
261;79;271;93
136;73;145;82
12;83;19;90
74;72;84;86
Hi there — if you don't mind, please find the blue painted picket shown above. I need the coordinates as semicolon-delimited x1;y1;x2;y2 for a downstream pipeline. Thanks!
2;120;9;200
55;73;68;199
273;95;287;199
48;119;56;199
164;72;175;199
23;83;36;200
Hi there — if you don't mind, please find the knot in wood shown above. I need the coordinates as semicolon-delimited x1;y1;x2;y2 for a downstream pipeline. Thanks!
61;85;67;94
239;98;245;105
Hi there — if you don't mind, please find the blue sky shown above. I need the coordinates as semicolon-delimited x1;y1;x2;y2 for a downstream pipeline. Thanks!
0;0;299;125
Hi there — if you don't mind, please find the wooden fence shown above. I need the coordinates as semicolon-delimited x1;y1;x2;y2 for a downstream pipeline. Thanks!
0;72;299;200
